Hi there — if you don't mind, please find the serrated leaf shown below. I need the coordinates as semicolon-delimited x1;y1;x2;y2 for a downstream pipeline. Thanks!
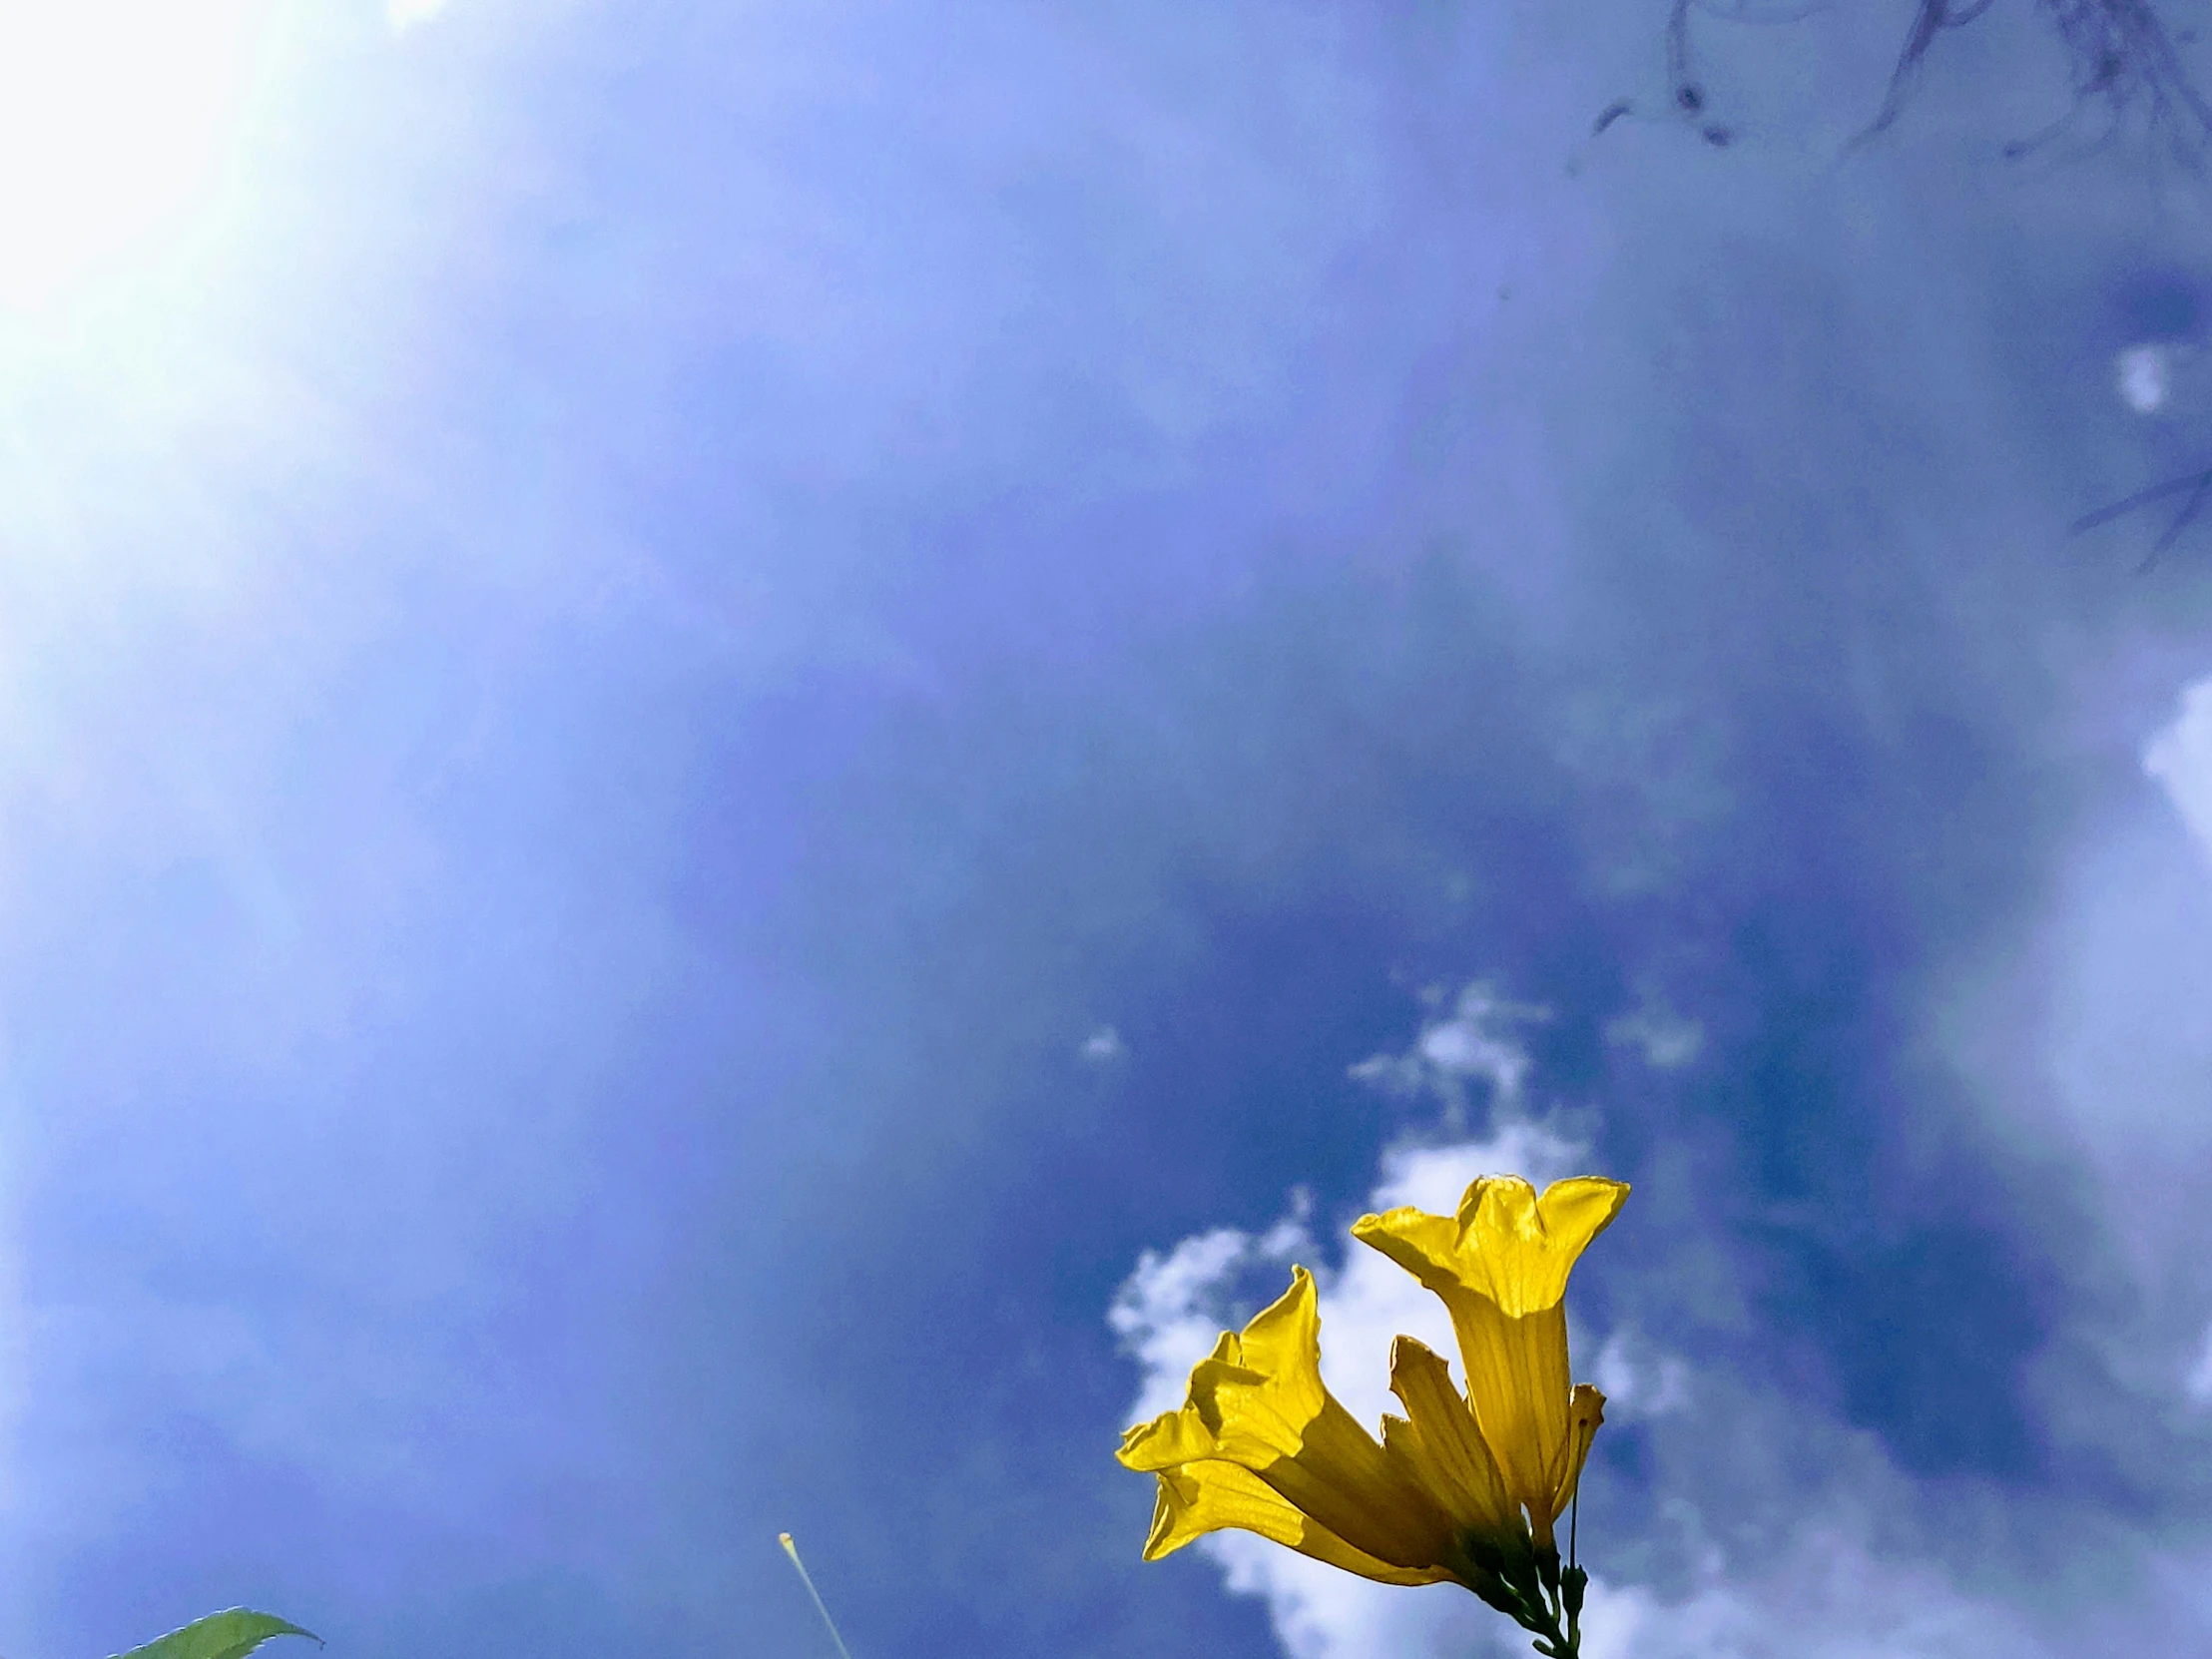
109;1608;322;1659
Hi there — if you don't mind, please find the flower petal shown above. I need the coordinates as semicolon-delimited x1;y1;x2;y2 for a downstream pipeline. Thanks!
1384;1336;1518;1540
1549;1382;1606;1519
1141;1460;1453;1586
1354;1176;1628;1319
1188;1268;1459;1570
1118;1331;1243;1472
1118;1398;1223;1472
1455;1299;1573;1542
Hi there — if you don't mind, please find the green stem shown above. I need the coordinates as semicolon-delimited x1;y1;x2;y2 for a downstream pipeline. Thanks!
1523;1600;1575;1659
1487;1573;1575;1659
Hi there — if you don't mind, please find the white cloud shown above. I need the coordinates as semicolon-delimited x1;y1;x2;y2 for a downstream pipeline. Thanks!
1602;997;1704;1071
1350;981;1552;1126
2186;1323;2212;1407
1192;1522;2015;1659
1205;1539;1494;1659
2116;343;2174;414
1591;1326;1690;1420
2144;676;2212;864
1080;1025;1128;1064
1111;1226;1283;1421
387;0;448;29
1571;1520;2048;1659
1984;679;2212;1286
1924;673;2212;1299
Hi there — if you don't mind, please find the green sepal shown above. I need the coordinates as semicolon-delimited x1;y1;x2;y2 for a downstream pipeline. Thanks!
1535;1541;1562;1598
1562;1564;1588;1619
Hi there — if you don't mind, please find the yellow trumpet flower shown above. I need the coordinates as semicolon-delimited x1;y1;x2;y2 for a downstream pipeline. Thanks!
1118;1267;1495;1587
1118;1173;1629;1658
1353;1174;1628;1550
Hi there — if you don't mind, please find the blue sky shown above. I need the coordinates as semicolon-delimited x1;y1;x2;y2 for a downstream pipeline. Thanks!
3;2;2212;1657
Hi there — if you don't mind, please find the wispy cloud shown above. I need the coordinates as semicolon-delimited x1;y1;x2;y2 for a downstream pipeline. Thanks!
1348;981;1554;1127
2144;675;2212;864
1601;994;1704;1073
2186;1324;2212;1407
1080;1026;1129;1065
1589;1326;1690;1421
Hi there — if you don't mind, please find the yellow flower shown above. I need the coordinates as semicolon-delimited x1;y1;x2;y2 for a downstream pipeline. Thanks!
1118;1174;1628;1654
1118;1268;1479;1584
1352;1175;1628;1549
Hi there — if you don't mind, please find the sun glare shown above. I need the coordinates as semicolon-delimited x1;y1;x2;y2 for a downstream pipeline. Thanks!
0;0;276;313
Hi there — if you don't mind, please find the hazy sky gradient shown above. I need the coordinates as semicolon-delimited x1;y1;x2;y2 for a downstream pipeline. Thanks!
3;2;2212;1658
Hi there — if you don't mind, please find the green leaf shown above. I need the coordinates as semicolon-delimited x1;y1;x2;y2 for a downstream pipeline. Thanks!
109;1608;322;1659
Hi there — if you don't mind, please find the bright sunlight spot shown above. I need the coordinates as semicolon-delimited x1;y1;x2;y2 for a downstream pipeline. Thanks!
0;0;276;313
